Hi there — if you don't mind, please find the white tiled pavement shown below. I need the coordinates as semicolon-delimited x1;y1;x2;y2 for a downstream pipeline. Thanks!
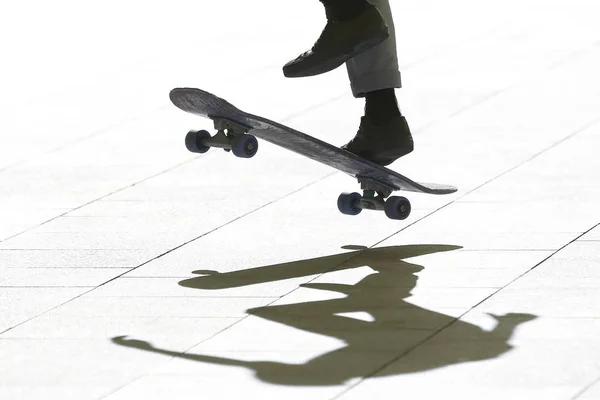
2;0;600;399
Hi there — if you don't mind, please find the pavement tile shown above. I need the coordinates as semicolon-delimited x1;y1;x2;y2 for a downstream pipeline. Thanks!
339;381;580;400
580;381;600;400
451;312;600;341
190;316;350;353
33;215;203;234
0;249;159;269
0;231;185;251
506;261;600;290
0;386;114;400
311;249;551;290
405;202;594;234
103;374;346;400
383;229;577;251
2;314;237;349
48;296;276;319
581;226;600;241
0;208;70;242
123;173;442;283
490;241;600;290
88;276;315;298
387;249;553;271
187;313;432;353
0;338;161;386
338;338;600;400
474;287;600;318
0;268;128;287
268;283;494;311
0;287;88;334
552;240;600;260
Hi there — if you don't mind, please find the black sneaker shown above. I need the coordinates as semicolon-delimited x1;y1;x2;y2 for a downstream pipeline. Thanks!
341;115;414;166
283;5;389;78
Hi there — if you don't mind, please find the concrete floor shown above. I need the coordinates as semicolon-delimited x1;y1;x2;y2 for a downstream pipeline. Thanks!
2;0;600;399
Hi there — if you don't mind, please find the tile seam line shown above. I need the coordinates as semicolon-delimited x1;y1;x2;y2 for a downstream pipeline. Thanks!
332;223;600;399
0;172;336;337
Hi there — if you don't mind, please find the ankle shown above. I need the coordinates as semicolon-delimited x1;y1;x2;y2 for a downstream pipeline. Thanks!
320;0;371;22
364;88;402;125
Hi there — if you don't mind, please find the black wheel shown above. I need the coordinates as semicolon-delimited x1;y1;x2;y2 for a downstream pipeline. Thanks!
232;135;259;158
337;192;362;216
384;196;411;220
185;130;211;153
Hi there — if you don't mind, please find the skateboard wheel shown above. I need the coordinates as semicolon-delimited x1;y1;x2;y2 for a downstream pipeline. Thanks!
185;130;211;153
384;196;411;220
232;135;258;158
337;192;362;216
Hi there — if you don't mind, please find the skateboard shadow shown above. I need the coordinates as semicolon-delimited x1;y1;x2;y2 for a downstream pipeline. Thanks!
112;244;537;386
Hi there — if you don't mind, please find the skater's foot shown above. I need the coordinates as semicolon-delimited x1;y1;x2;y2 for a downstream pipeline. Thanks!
342;114;414;166
283;2;389;78
342;88;413;166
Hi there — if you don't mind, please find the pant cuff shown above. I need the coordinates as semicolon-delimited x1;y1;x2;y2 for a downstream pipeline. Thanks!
350;70;402;98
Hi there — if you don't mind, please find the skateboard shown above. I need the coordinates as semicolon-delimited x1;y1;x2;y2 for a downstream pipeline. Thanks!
169;87;457;220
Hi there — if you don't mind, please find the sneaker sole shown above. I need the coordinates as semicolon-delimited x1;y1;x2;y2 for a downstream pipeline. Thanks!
343;146;414;167
372;147;414;166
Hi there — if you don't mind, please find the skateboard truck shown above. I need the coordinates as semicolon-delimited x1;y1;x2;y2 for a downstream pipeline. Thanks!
337;177;412;220
359;177;394;198
184;117;258;158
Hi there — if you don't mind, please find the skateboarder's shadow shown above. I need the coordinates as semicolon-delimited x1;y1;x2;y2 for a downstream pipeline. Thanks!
112;244;537;386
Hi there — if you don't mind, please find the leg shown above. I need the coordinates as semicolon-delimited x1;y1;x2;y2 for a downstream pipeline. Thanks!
341;0;414;167
345;0;401;98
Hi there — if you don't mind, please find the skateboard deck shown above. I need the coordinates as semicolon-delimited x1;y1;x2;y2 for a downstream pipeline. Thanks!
170;87;457;220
